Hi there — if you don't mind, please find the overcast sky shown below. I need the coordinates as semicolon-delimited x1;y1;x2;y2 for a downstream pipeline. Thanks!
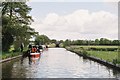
27;0;119;40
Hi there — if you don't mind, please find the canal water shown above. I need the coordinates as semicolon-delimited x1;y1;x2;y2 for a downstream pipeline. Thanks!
2;48;120;78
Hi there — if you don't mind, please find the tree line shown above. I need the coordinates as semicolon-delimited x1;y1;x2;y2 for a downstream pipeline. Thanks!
35;37;120;47
63;38;120;46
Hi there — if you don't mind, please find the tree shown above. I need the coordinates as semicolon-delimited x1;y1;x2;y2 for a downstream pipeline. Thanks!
104;38;111;45
2;16;14;51
99;38;104;45
2;2;33;24
95;39;99;45
13;25;37;51
2;2;35;51
59;40;64;43
63;39;71;47
35;35;50;45
112;40;119;45
50;39;57;43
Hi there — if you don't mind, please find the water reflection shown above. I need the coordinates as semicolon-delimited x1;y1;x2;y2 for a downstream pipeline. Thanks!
2;48;120;78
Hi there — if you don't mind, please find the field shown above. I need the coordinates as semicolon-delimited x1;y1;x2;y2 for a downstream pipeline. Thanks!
70;45;118;49
66;45;120;64
87;51;118;62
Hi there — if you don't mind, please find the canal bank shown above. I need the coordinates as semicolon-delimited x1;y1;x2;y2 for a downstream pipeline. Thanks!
66;48;120;71
0;55;22;63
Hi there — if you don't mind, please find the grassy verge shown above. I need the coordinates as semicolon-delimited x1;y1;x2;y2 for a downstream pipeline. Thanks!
2;52;22;60
71;45;118;48
87;51;118;62
66;45;120;64
2;47;28;60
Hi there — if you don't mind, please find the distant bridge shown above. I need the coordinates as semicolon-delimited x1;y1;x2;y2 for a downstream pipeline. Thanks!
55;41;60;47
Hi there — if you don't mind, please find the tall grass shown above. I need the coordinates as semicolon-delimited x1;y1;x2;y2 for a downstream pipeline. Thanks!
66;45;120;64
2;52;22;59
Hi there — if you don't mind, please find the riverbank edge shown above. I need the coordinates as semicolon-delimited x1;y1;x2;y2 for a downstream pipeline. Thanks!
0;55;22;63
66;48;120;71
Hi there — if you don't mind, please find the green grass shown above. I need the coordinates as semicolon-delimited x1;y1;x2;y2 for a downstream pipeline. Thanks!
2;52;22;59
2;47;29;60
66;45;120;64
87;51;118;62
71;45;118;48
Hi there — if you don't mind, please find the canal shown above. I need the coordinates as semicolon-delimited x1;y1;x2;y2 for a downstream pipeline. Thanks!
2;48;120;78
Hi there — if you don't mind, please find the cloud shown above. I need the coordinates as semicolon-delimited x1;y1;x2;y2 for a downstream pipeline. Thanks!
31;9;118;40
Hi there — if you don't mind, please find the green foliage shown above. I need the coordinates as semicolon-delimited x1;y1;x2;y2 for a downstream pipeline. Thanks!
99;38;111;45
89;47;118;51
35;35;50;45
63;39;71;47
88;51;118;62
2;16;14;52
66;46;89;56
50;39;57;43
2;52;22;59
95;39;99;45
66;46;119;64
2;2;37;52
82;50;89;56
62;38;120;46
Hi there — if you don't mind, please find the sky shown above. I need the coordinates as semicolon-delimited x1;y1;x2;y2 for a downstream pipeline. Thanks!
27;0;119;40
